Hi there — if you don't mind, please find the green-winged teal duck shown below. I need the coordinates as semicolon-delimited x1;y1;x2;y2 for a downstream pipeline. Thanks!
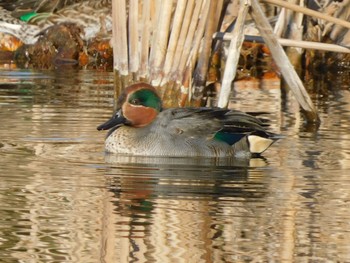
0;0;111;44
97;83;280;157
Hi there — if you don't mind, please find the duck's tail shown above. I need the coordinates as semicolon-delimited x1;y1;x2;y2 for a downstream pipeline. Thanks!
232;132;282;156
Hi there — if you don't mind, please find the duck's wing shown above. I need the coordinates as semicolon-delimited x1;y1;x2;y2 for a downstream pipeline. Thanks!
152;108;228;139
214;110;277;147
152;107;271;139
151;107;279;154
220;110;270;134
154;107;279;151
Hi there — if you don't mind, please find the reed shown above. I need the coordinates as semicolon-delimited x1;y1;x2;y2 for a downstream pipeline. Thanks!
161;0;187;85
128;0;139;74
139;0;151;78
192;0;223;104
169;0;196;83
185;0;211;73
214;33;350;53
112;0;128;75
180;0;210;105
262;0;350;30
284;1;304;68
250;0;319;122
109;0;350;121
149;1;173;86
218;0;250;108
176;0;203;81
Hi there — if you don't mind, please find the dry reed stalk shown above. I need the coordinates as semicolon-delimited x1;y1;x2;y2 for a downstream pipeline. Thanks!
139;0;151;78
113;72;132;105
262;0;350;30
128;0;139;74
180;0;210;105
150;0;160;28
111;0;118;69
274;0;304;38
274;7;286;37
185;0;210;71
149;1;173;86
218;0;250;108
179;66;192;107
176;0;204;80
161;0;187;85
284;0;304;68
192;0;222;104
279;38;350;53
214;0;225;31
215;33;350;53
250;0;319;122
169;0;196;80
112;0;128;75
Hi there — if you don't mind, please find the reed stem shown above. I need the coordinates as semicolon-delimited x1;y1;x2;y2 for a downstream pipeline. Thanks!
170;0;196;81
262;0;350;30
193;0;222;102
218;0;249;108
128;0;139;74
139;1;151;78
250;0;319;122
161;0;187;85
112;0;128;75
149;0;173;86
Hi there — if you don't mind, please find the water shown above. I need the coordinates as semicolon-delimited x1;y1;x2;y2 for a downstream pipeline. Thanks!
0;68;350;262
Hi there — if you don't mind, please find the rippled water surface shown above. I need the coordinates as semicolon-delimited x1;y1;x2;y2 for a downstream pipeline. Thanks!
0;68;350;262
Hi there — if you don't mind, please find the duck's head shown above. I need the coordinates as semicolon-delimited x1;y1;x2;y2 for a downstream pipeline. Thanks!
97;82;162;131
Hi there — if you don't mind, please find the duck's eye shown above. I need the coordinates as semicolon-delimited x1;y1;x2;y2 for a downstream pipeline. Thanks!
130;98;141;105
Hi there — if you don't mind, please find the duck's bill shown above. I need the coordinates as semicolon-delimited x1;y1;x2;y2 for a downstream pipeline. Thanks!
97;110;127;131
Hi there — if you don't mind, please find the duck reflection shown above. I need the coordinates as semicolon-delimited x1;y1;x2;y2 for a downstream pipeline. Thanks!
101;154;269;262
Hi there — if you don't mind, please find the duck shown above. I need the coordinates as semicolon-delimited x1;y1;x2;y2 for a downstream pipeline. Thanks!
0;0;111;44
97;83;280;157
